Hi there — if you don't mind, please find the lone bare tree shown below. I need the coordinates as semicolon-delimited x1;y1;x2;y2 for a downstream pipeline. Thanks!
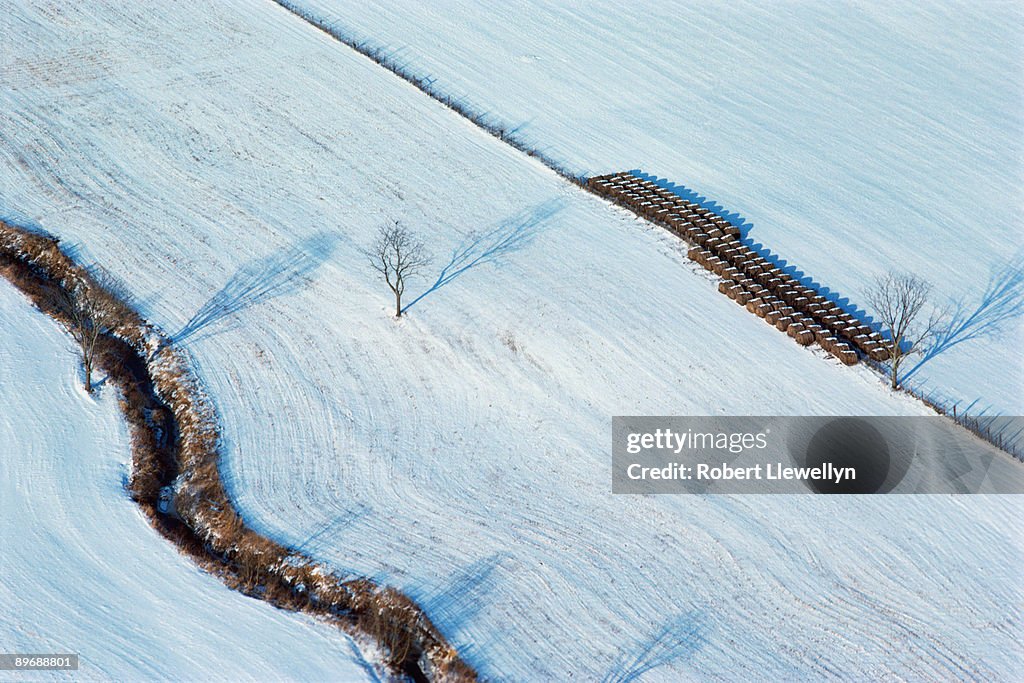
865;271;942;390
368;220;431;317
54;270;119;393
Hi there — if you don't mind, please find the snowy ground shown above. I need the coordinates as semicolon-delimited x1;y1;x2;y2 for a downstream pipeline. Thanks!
1;1;1022;681
0;278;373;681
289;0;1024;416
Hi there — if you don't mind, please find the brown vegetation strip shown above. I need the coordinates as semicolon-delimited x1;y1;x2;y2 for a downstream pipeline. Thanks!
0;221;475;683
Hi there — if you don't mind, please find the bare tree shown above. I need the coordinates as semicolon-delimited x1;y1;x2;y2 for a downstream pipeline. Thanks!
368;220;431;317
54;270;119;393
865;271;943;390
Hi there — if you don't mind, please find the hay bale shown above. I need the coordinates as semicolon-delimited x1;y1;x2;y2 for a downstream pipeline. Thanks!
868;345;891;362
755;303;772;318
718;279;736;295
837;349;859;365
797;312;818;327
779;289;799;305
787;322;806;338
732;288;751;305
736;277;756;291
826;307;846;319
687;246;703;262
795;329;815;346
775;316;793;332
765;310;783;325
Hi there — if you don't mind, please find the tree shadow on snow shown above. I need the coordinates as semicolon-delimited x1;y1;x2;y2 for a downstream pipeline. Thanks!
903;254;1024;383
415;553;508;636
402;198;564;313
170;231;339;348
602;610;710;683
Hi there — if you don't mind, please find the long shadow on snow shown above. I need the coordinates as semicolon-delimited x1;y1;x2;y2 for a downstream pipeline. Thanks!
402;199;564;313
405;553;509;673
171;231;338;348
414;553;507;634
904;254;1024;384
603;610;710;683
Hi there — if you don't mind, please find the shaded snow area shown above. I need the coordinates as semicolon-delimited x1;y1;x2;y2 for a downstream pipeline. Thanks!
0;279;373;681
292;0;1024;416
1;1;1022;681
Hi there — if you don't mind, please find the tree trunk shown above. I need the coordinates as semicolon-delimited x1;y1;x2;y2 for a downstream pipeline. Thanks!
84;355;93;393
395;290;402;318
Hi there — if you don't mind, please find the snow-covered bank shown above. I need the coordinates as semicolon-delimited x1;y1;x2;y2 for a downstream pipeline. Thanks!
287;0;1024;416
1;1;1022;680
0;277;373;681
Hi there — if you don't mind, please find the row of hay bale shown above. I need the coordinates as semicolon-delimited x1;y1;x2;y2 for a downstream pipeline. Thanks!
589;171;890;366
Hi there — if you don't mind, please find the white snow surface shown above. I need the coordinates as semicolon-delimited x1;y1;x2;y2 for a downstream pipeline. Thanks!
290;0;1024;416
0;279;373;681
0;1;1022;681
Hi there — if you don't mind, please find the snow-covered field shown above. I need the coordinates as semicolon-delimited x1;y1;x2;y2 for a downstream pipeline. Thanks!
1;1;1022;681
289;0;1024;416
0;278;373;681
